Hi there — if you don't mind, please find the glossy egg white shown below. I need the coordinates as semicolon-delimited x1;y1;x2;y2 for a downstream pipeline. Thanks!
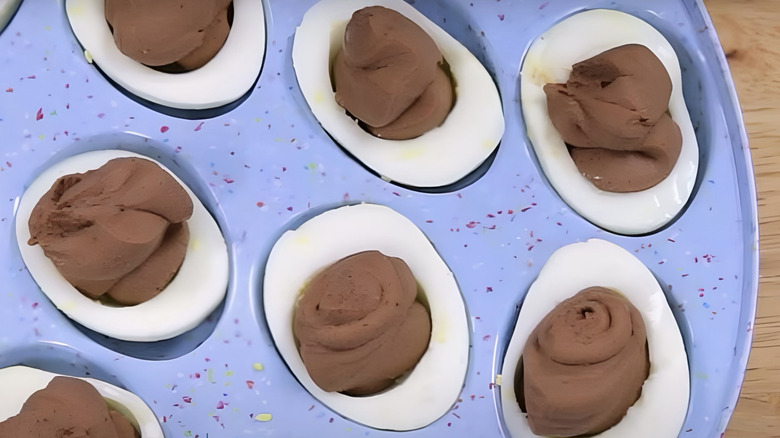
292;0;504;188
65;0;265;110
0;0;21;33
264;203;469;430
499;239;689;437
521;9;699;235
15;150;229;342
0;366;163;437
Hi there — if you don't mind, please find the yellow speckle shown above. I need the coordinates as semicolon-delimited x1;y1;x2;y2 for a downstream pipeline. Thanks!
44;26;51;31
400;148;423;160
294;235;310;246
252;362;264;371
313;91;325;104
495;374;503;386
59;301;76;312
255;413;272;422
38;135;45;140
254;117;262;123
224;382;232;386
66;4;85;15
482;139;494;149
433;318;448;343
189;238;200;251
84;50;93;64
225;370;234;377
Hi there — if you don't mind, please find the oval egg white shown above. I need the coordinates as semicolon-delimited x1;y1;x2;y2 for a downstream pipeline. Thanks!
521;9;699;235
15;150;229;342
65;0;265;110
292;0;504;188
0;365;163;437
499;239;689;437
263;203;469;430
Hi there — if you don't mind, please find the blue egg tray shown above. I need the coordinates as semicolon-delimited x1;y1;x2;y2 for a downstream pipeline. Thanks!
0;1;757;437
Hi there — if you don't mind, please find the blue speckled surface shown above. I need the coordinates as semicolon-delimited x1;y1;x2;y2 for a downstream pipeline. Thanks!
0;1;757;437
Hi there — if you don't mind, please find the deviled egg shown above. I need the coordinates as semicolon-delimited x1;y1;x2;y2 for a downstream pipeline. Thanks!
264;203;469;430
0;365;162;437
292;0;504;188
521;9;699;234
499;239;689;437
15;150;229;342
65;0;265;109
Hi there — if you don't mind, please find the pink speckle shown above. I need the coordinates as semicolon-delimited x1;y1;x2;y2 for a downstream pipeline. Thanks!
5;161;11;168
205;357;211;362
286;206;293;211
246;380;255;389
482;335;490;341
256;201;265;207
465;221;479;229
216;401;228;409
539;1;549;9
182;396;192;403
498;14;505;21
426;219;433;223
4;88;12;92
160;126;169;133
194;121;204;131
486;287;493;292
35;108;43;120
520;206;533;212
27;75;36;79
329;418;334;424
507;209;514;214
31;302;38;308
223;177;235;184
65;83;69;88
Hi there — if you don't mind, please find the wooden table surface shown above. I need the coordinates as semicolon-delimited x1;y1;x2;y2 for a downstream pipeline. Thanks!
704;1;780;436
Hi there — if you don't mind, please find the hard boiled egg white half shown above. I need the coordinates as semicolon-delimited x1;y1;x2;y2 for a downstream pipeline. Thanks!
15;150;229;342
292;0;504;188
521;9;699;235
264;203;469;430
499;239;689;437
0;365;163;437
65;0;265;110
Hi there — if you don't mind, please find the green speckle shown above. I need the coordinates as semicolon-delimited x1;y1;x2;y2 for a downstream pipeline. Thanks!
184;431;192;437
255;413;272;422
49;110;57;116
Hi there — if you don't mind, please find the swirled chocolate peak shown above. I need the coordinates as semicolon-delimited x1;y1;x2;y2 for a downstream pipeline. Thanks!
518;287;649;436
294;251;431;396
0;376;139;438
544;44;682;192
105;0;231;71
333;6;454;140
28;157;193;305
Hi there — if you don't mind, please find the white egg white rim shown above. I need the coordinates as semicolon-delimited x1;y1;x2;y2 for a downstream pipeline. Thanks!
15;150;229;342
292;0;505;188
64;0;265;110
0;365;163;437
263;203;469;431
520;9;699;235
499;239;689;438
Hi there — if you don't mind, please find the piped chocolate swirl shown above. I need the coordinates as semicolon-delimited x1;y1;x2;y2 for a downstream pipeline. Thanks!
517;286;649;437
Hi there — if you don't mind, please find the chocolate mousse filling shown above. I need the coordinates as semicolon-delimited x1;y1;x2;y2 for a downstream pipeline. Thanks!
294;251;431;396
105;0;233;73
0;376;139;438
544;44;682;192
28;157;193;306
332;6;454;140
517;287;649;437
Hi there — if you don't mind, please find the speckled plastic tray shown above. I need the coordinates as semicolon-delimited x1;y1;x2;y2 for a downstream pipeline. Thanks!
0;1;757;437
